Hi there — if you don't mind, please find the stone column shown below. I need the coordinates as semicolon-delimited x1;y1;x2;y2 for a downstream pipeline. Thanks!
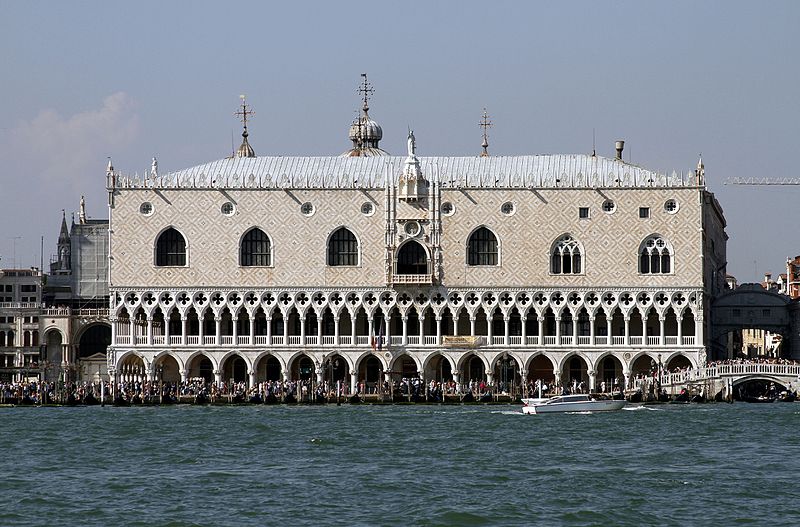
504;316;510;345
334;315;340;346
300;316;306;345
521;313;527;342
470;317;476;337
418;315;425;341
317;313;323;344
436;316;442;346
145;313;153;345
164;314;171;343
552;369;561;390
624;316;630;346
110;317;117;345
486;370;493;387
659;317;666;346
606;317;612;344
180;369;188;383
215;317;222;346
623;370;631;390
350;313;357;345
248;370;255;389
401;316;408;346
232;315;239;345
453;313;460;337
589;316;595;345
198;314;204;343
453;371;461;393
538;315;544;344
572;316;578;344
283;314;289;344
266;316;272;345
350;369;357;394
487;314;494;343
181;317;187;345
588;369;597;392
554;317;561;345
642;312;648;343
249;315;255;345
214;369;221;385
316;366;323;385
677;311;683;344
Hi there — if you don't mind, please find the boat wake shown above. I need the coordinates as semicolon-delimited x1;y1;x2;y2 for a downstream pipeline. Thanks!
623;405;658;411
491;410;525;415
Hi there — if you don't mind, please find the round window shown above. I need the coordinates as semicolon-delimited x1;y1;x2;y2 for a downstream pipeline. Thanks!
139;202;153;216
404;221;421;236
664;199;678;214
221;202;235;216
602;199;616;214
441;202;454;216
361;202;375;216
300;202;315;216
500;201;515;216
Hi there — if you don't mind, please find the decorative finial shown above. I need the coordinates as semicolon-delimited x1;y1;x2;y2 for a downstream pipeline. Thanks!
235;94;255;134
479;108;492;157
79;195;86;224
234;95;256;158
106;157;114;173
357;73;374;114
151;156;158;177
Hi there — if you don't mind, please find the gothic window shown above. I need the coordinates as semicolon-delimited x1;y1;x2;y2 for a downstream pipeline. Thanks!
240;228;271;266
155;228;186;267
467;227;498;266
639;235;672;274
327;227;358;266
396;240;428;274
551;234;583;274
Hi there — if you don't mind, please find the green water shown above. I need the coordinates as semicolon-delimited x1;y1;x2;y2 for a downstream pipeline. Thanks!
1;403;798;526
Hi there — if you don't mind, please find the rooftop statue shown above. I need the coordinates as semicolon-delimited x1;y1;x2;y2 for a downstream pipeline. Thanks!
407;130;416;157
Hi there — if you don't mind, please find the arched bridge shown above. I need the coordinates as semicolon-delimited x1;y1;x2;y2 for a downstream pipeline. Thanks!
659;362;800;397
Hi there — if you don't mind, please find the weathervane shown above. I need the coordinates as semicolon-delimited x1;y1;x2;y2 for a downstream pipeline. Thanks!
357;73;374;113
479;108;492;157
235;94;255;133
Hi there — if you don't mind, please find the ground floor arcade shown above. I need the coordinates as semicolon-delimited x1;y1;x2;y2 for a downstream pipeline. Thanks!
110;347;699;394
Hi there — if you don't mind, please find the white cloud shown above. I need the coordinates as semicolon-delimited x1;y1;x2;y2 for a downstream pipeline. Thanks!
0;93;139;268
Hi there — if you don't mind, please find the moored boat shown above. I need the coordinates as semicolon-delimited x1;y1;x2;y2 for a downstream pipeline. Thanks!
522;394;626;414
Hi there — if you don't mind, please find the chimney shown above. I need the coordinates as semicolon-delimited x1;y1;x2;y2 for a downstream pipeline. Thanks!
764;272;772;282
615;140;625;160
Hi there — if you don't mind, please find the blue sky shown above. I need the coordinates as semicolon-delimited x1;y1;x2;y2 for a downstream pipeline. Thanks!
1;0;798;282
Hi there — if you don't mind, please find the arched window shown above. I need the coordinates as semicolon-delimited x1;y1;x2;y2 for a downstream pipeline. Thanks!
551;234;583;274
467;227;498;266
240;228;271;266
327;227;358;266
639;235;672;274
155;228;186;266
396;241;428;274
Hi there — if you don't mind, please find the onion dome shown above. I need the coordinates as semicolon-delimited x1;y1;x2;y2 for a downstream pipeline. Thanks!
236;129;255;158
342;74;389;157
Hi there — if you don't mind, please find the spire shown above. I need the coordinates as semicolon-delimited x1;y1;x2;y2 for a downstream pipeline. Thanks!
234;95;256;158
107;157;114;174
479;108;492;157
695;154;705;186
58;210;70;244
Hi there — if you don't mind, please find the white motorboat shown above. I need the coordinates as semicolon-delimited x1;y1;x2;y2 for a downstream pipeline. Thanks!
521;394;626;414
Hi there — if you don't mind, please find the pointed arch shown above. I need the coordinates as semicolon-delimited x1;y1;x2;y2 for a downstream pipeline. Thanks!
396;240;429;275
550;234;583;275
467;226;499;266
327;227;359;266
240;227;272;266
155;226;187;267
639;234;673;274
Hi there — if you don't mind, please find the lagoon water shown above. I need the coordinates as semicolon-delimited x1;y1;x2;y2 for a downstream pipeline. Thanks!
1;403;799;526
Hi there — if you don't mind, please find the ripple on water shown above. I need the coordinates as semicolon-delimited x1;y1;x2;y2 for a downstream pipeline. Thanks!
1;403;798;526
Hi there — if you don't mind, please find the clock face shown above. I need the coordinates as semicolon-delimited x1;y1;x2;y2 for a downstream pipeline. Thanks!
404;221;421;236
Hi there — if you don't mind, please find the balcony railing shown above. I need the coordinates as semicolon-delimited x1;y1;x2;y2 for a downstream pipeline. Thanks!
111;329;700;349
